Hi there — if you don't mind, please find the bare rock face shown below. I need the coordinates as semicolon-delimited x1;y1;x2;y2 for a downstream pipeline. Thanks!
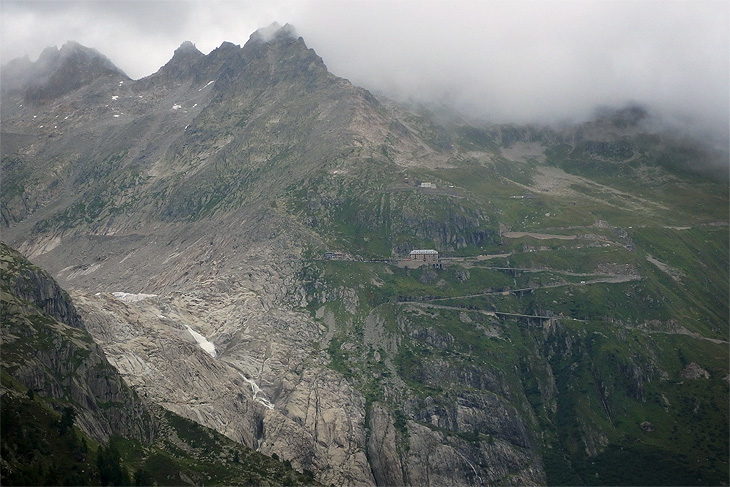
368;402;406;486
69;258;551;487
73;277;377;486
681;362;710;380
8;257;84;328
405;421;542;486
260;367;374;486
403;394;543;485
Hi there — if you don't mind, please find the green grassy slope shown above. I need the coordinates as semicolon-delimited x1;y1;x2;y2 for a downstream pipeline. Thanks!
288;124;729;485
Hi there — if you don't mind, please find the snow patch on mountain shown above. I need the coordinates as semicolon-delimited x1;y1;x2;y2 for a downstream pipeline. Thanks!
112;291;157;302
186;325;217;357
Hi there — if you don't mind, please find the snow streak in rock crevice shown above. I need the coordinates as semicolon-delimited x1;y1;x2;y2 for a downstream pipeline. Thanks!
185;325;217;357
239;373;274;409
111;291;157;302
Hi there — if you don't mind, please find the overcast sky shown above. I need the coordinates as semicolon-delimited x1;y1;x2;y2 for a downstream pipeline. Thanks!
1;0;728;141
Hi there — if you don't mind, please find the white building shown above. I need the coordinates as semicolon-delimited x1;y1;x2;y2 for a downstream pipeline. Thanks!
409;249;439;262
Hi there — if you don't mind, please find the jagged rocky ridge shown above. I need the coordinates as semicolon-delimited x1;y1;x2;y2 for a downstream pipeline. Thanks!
2;23;728;486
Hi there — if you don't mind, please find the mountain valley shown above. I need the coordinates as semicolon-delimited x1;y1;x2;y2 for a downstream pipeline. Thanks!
1;24;728;486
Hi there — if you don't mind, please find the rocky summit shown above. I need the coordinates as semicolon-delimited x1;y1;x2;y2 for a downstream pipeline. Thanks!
1;23;728;486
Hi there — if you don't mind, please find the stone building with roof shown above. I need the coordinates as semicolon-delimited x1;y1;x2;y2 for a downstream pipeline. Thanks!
409;249;439;263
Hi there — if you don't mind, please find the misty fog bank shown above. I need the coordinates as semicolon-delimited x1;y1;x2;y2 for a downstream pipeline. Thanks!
1;0;727;173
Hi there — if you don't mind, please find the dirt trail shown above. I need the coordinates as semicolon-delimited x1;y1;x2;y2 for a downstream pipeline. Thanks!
646;255;682;281
502;231;576;240
400;274;641;303
645;329;729;345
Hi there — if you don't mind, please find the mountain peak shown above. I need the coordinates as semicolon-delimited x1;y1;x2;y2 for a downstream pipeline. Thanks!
5;41;125;102
138;40;206;86
175;40;201;55
167;40;205;70
248;22;298;44
216;41;241;51
56;41;119;70
59;40;84;54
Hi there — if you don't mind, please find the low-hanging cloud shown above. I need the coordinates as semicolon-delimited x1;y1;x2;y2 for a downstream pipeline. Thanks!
1;0;728;145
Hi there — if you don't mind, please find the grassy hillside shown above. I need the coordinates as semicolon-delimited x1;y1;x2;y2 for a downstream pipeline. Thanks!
289;127;729;485
1;374;318;486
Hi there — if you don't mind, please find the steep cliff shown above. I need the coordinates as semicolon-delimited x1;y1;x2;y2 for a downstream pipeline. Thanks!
1;241;150;442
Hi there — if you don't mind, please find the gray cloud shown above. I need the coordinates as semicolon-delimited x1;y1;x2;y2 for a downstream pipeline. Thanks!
2;0;728;143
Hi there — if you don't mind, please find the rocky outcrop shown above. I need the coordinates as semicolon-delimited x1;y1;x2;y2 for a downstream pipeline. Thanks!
0;242;150;443
403;421;542;486
681;362;710;380
8;259;84;329
260;367;374;486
